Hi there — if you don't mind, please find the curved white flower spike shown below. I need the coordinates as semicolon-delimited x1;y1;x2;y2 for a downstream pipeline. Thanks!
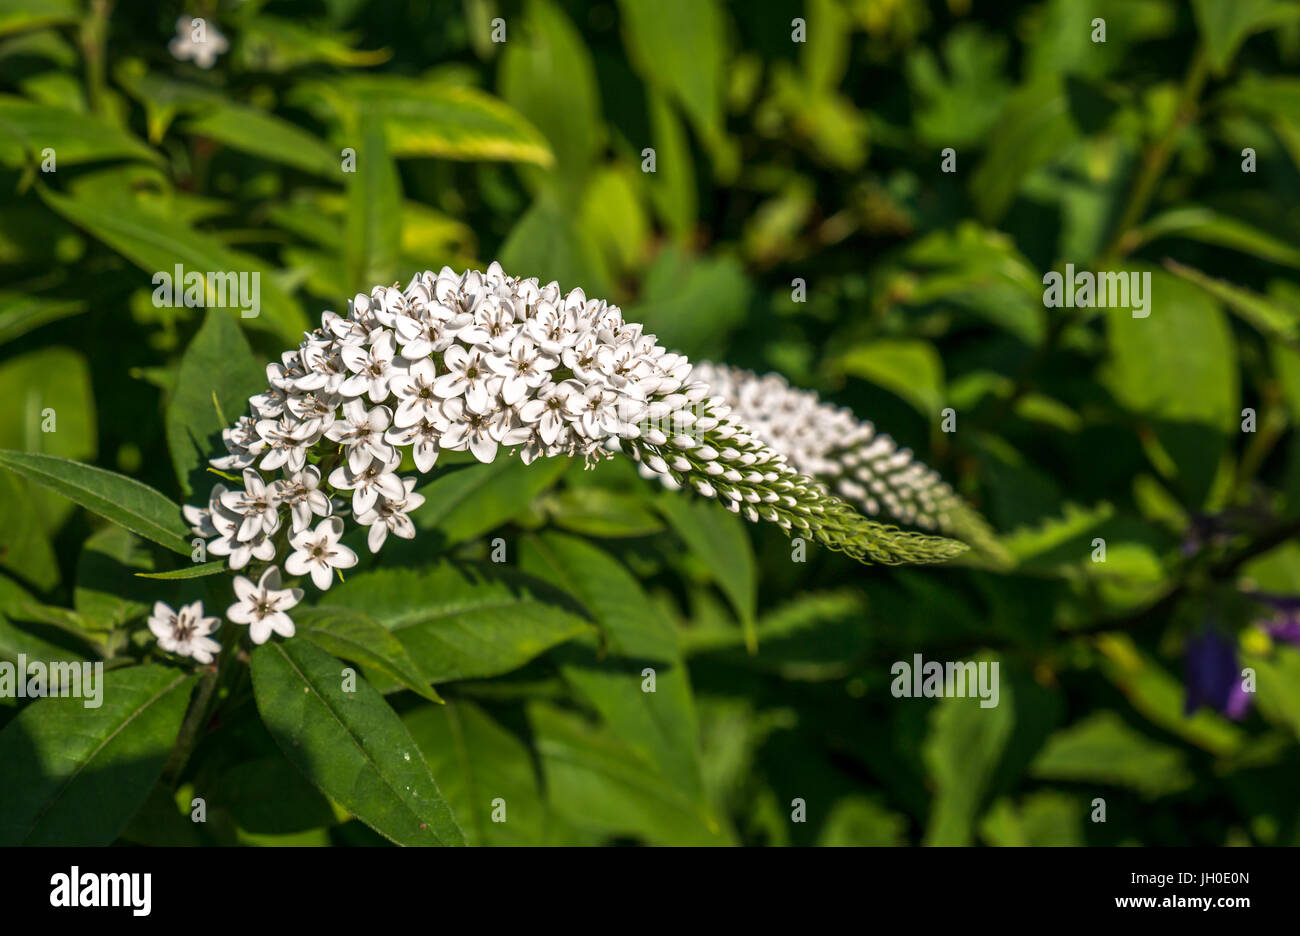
180;264;973;645
686;363;1007;562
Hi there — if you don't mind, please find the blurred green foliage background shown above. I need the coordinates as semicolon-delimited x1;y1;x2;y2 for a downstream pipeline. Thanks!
3;0;1300;845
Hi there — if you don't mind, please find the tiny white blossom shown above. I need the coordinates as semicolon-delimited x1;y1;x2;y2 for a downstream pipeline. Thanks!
355;478;425;553
210;416;263;471
325;399;395;473
148;601;221;663
273;465;332;533
340;328;397;402
227;566;303;644
168;16;229;70
388;358;442;428
254;415;315;473
439;394;501;463
285;517;358;589
218;468;281;541
487;335;557;406
433;344;493;411
394;304;471;358
206;515;277;570
384;418;443;472
328;451;405;514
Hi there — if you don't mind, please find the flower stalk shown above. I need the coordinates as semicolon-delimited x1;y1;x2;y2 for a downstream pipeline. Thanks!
153;263;971;661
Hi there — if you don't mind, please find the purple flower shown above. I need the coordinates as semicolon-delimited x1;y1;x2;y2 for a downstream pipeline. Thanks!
1245;592;1300;648
1184;629;1251;720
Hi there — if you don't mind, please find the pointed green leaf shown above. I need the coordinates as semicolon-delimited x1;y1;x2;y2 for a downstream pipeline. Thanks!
165;308;265;498
404;699;551;845
296;606;443;704
344;106;401;292
0;95;158;167
0;291;85;346
0;450;191;555
657;494;757;645
1030;711;1193;797
529;701;727;844
321;76;553;165
0;346;96;530
0;0;79;37
520;532;706;800
0;664;194;845
321;561;591;683
250;639;465;846
413;453;570;546
1191;0;1300;75
922;653;1014;845
1164;258;1300;346
36;184;309;343
182;104;338;177
135;560;227;580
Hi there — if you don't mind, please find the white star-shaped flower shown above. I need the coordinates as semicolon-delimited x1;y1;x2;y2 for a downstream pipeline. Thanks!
433;344;493;411
218;468;281;541
227;566;302;644
355;478;425;553
384;418;443;472
389;358;442;429
284;517;358;590
339;328;397;402
148;600;221;663
324;399;395;473
168;16;229;70
327;451;405;514
272;465;332;533
487;335;557;406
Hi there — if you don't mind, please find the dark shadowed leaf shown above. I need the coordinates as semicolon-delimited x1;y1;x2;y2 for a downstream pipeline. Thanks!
0;664;194;845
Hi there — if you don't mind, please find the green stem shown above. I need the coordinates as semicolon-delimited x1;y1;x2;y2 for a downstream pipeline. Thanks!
988;44;1212;425
1099;44;1210;264
161;629;238;784
80;0;112;119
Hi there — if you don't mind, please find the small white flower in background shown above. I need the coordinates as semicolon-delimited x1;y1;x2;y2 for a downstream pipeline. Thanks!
285;517;358;589
355;478;425;552
168;16;229;70
148;601;221;663
227;566;303;644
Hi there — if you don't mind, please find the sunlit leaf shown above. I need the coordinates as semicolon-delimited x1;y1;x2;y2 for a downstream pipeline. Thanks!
0;450;191;555
250;639;465;846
